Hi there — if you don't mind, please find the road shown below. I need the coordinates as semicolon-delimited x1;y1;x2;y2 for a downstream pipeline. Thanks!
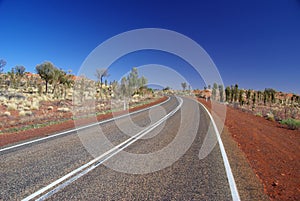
0;96;267;200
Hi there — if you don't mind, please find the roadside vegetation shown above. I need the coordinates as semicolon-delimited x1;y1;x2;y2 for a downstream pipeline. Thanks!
0;59;159;134
195;82;300;130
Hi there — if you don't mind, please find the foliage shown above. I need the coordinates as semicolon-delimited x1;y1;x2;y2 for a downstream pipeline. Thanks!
181;82;187;91
225;86;231;102
280;118;300;130
118;68;148;98
0;59;6;73
211;83;217;100
36;62;56;93
95;68;109;87
15;65;26;76
219;84;224;102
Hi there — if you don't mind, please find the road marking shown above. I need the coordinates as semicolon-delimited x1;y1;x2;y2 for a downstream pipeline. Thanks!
22;97;183;201
197;101;241;201
0;97;171;153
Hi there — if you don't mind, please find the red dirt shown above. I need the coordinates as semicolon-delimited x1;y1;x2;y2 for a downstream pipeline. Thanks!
0;97;167;147
198;98;300;201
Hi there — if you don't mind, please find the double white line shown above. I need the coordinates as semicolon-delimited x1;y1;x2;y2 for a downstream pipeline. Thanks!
22;97;183;201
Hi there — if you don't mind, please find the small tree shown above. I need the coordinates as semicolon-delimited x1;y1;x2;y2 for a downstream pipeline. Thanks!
212;83;218;100
219;84;224;102
36;62;55;93
120;76;128;97
15;65;26;76
234;84;239;102
0;59;7;73
95;68;109;88
252;91;257;107
181;82;187;91
239;89;244;106
225;86;231;102
128;67;139;95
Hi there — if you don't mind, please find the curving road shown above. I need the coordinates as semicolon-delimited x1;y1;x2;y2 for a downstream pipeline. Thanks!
0;96;267;200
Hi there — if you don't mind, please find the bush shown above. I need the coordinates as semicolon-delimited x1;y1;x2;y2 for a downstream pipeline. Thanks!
31;102;39;110
280;118;300;130
19;110;26;117
7;103;17;111
266;112;275;121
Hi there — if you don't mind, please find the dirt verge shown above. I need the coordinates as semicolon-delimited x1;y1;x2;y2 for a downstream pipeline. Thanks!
0;97;167;147
198;98;300;201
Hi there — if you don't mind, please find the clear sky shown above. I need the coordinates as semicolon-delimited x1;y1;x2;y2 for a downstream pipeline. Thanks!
0;0;299;94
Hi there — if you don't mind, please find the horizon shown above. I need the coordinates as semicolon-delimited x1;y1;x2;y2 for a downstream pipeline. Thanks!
0;0;299;94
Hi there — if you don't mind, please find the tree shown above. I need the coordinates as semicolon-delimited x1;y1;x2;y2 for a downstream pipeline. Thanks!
120;76;128;97
36;62;55;93
181;82;187;91
246;90;251;105
219;84;224;102
139;76;147;88
50;68;66;96
239;89;245;106
212;83;218;100
128;67;139;95
225;86;231;102
252;91;257;107
0;59;7;73
163;86;170;91
234;84;239;102
15;65;26;76
95;68;109;88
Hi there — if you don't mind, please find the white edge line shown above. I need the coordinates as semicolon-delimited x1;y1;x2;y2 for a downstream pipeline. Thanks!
22;97;182;201
0;97;171;153
197;101;240;201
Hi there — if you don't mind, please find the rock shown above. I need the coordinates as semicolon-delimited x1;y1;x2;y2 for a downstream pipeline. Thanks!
47;106;54;110
24;107;30;111
57;107;70;112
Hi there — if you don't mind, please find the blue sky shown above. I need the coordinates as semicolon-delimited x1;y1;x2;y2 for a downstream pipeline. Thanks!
0;0;299;93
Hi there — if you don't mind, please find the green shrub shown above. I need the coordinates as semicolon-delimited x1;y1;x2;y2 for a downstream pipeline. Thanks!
280;118;300;130
266;113;275;121
255;112;263;117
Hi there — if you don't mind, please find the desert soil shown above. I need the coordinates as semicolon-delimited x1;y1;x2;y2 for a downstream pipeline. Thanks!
198;98;300;201
0;97;167;147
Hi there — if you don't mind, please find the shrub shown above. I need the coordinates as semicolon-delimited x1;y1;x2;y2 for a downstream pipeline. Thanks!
255;112;263;117
25;111;33;116
266;112;275;121
280;118;300;130
7;103;17;111
19;110;26;117
4;111;11;116
31;102;39;110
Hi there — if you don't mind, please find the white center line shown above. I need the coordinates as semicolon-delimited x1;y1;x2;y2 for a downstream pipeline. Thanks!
22;97;182;201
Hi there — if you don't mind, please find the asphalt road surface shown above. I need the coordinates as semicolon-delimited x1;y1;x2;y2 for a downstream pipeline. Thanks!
0;96;268;201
